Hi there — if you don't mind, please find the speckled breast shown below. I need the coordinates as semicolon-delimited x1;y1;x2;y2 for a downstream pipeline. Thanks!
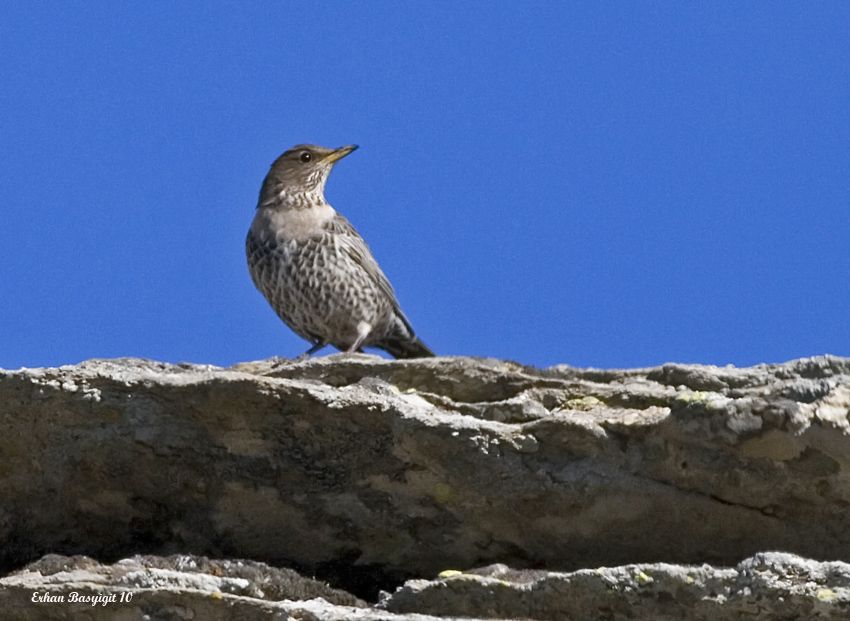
246;231;391;347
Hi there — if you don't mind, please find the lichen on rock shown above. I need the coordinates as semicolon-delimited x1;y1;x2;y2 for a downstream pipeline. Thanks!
1;354;849;619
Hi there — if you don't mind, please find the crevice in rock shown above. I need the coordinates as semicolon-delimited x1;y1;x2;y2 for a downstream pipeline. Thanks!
312;559;409;602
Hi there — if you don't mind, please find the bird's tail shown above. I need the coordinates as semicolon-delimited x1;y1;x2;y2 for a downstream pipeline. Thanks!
381;335;435;359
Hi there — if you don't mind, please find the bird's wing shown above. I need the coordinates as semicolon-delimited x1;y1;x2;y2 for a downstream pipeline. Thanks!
324;212;416;336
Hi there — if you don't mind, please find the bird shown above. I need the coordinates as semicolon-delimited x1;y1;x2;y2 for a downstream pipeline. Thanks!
246;144;435;359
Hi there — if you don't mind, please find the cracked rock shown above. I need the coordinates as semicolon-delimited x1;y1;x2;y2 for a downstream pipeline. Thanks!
0;354;849;601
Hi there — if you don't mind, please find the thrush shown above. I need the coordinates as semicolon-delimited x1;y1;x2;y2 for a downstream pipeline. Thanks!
246;144;434;359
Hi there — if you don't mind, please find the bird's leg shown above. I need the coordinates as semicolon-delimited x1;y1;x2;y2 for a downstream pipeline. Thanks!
345;321;372;354
297;341;327;360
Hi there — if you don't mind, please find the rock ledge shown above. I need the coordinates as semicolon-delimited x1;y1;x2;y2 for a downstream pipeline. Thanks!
1;354;848;618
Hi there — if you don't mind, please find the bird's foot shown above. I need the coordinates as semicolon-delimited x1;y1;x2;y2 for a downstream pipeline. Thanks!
296;341;327;361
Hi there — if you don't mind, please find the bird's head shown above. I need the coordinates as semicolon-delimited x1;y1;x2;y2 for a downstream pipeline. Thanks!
259;144;358;209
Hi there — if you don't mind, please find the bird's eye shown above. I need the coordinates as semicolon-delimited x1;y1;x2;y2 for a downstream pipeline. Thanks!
299;152;312;163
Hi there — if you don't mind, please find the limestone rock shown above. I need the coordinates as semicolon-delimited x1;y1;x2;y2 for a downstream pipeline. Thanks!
381;552;850;620
0;354;849;598
3;552;847;620
0;554;485;620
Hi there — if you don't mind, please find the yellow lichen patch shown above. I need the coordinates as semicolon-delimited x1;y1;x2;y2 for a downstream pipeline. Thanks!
816;588;837;602
438;570;463;579
635;571;653;585
210;591;223;600
562;396;603;411
675;391;711;404
433;482;455;504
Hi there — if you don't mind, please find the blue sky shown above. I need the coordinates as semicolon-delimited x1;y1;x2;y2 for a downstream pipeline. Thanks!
1;3;849;369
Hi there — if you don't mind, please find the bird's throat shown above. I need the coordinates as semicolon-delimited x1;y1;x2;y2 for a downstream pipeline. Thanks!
253;201;336;243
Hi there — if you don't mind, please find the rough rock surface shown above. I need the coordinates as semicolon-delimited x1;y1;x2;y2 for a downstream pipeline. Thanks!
382;552;850;620
1;354;849;606
2;552;847;620
0;554;478;620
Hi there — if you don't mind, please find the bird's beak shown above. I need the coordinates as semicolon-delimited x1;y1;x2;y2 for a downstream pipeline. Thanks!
323;144;358;164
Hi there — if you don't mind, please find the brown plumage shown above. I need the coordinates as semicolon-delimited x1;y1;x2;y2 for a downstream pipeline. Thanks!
246;144;434;358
